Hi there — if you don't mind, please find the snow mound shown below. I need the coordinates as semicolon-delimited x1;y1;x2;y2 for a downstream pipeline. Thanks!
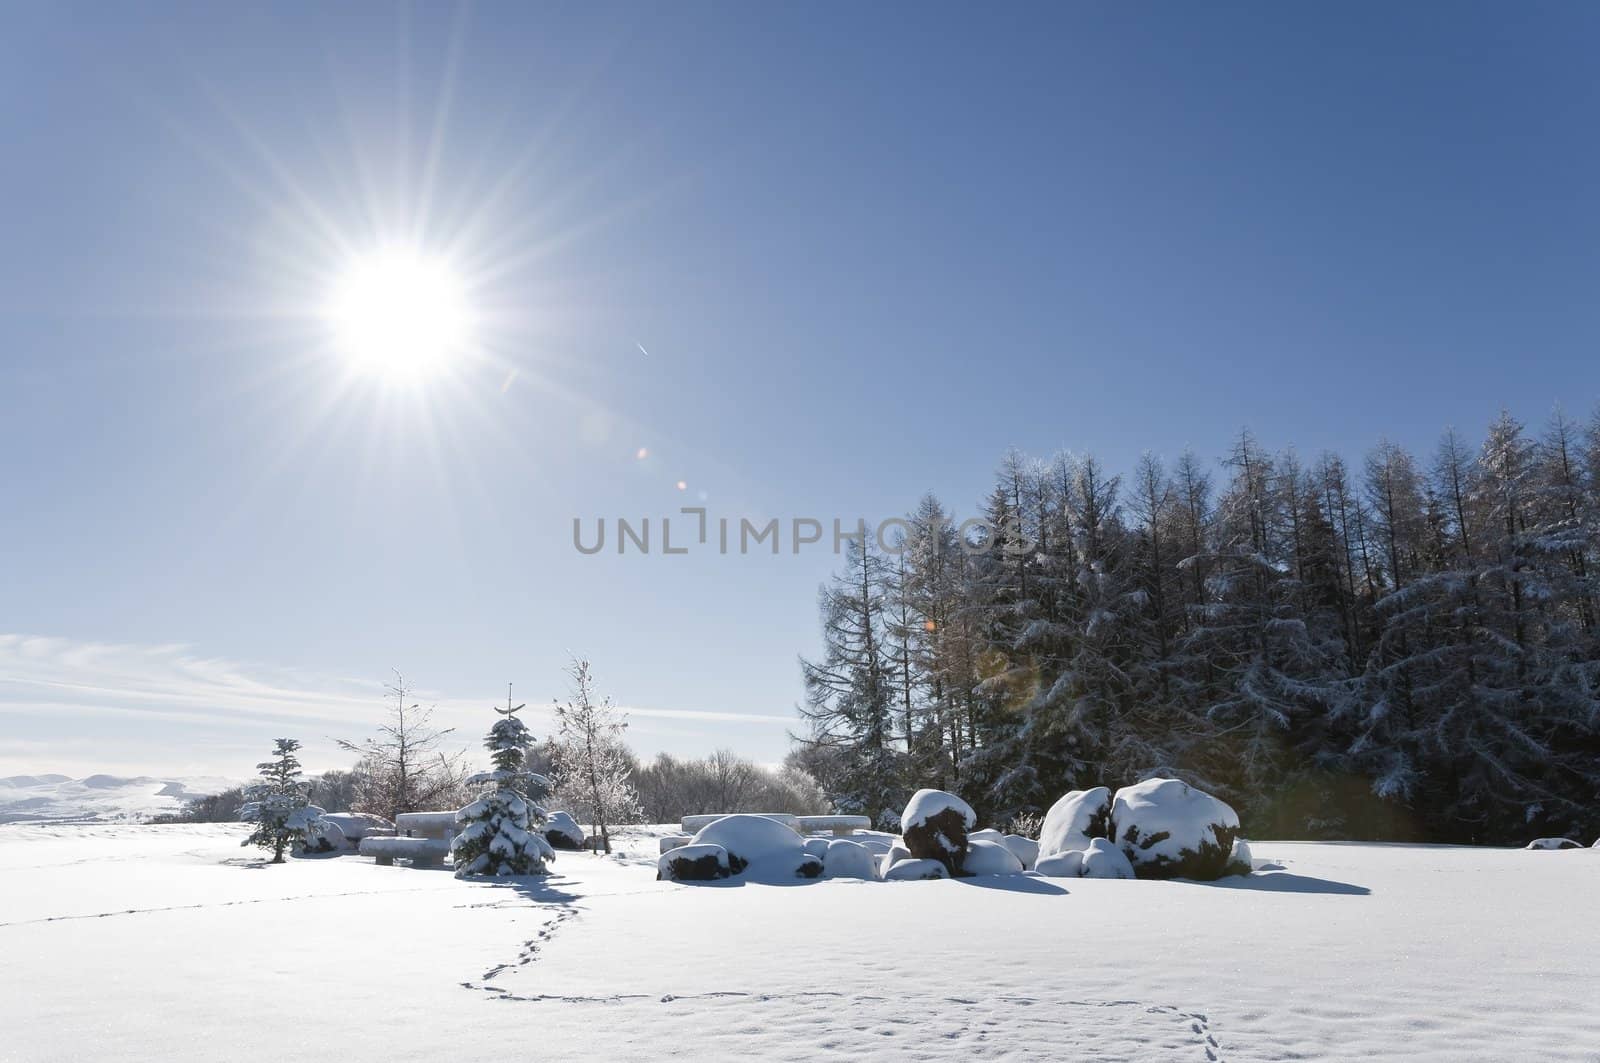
1038;786;1112;857
1227;838;1254;876
1033;850;1084;878
1110;778;1239;880
689;814;810;881
1525;837;1582;850
544;811;586;851
963;838;1025;876
1001;834;1039;870
901;789;975;875
1080;838;1136;879
882;857;950;881
658;843;732;881
821;839;878;880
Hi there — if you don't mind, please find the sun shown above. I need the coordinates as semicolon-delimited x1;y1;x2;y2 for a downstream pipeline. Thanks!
326;248;474;380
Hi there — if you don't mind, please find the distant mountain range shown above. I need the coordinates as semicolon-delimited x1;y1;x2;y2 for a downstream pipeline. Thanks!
0;774;236;825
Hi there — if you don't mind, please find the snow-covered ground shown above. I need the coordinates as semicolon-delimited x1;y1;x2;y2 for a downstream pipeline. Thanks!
0;774;231;824
1;823;1597;1061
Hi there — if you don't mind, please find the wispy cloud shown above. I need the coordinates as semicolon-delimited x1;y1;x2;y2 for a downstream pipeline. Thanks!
0;633;792;777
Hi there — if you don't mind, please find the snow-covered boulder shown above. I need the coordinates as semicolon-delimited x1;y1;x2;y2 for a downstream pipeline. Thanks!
963;838;1025;876
1109;778;1239;881
803;837;832;859
883;857;950;881
297;815;346;855
1525;838;1582;850
1001;834;1039;870
1033;850;1084;878
1079;838;1136;879
1226;838;1253;876
968;828;1005;844
900;789;976;876
690;814;812;880
1038;787;1112;858
544;811;586;851
658;843;732;882
879;841;912;877
821;839;878;880
796;853;824;879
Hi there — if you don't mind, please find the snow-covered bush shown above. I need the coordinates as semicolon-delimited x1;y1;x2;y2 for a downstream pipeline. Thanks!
239;739;320;864
544;811;586;851
821;839;878;880
900;789;975;876
1038;787;1112;859
658;843;732;881
688;814;811;881
882;857;950;881
963;838;1025;876
451;708;555;878
1110;778;1239;881
1525;837;1582;850
1033;850;1084;877
1079;838;1136;879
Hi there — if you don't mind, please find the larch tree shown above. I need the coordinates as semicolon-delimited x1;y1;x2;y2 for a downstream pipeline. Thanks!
551;659;641;854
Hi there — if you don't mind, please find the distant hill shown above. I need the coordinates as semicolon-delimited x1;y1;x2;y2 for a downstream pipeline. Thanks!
0;774;235;825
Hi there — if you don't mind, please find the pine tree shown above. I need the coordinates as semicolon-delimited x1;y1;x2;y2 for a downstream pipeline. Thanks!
551;659;641;854
450;691;554;877
239;738;319;864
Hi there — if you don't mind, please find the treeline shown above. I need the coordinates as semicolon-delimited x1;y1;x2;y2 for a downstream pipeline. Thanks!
795;408;1600;845
167;745;828;827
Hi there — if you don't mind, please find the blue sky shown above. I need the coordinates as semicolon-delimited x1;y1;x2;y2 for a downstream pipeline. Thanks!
3;3;1598;778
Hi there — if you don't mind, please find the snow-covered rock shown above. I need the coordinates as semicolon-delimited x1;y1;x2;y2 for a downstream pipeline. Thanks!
297;816;347;855
689;813;812;880
1038;787;1113;858
900;789;976;876
1110;778;1239;880
1001;834;1039;870
1525;838;1582;850
1033;850;1084;878
882;857;950;881
1227;838;1254;876
963;838;1025;876
821;839;878;880
803;837;832;859
657;843;732;881
1080;838;1136;879
969;828;1005;844
544;811;586;851
796;853;824;878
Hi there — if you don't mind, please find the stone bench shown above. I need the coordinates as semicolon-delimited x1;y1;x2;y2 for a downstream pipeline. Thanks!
679;813;798;834
796;815;872;837
394;812;457;842
659;835;693;854
359;836;450;869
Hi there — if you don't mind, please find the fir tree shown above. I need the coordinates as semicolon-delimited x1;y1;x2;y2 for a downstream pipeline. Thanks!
450;690;554;877
239;738;319;864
